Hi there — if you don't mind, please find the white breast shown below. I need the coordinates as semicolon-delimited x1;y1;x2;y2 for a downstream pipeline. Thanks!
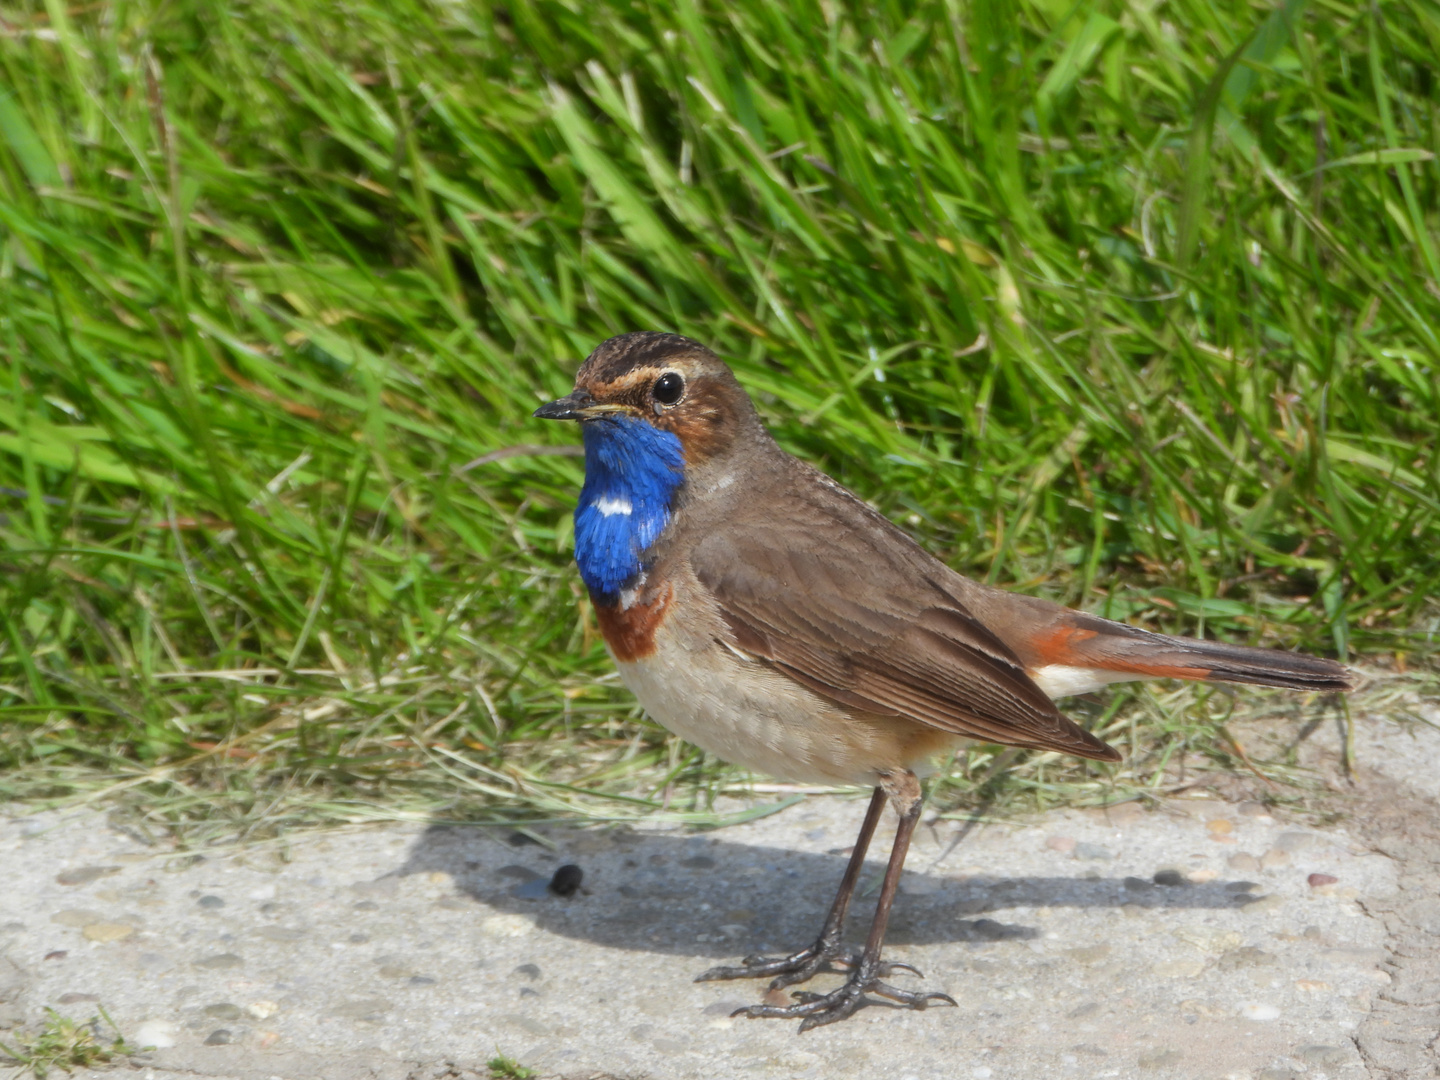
613;620;955;786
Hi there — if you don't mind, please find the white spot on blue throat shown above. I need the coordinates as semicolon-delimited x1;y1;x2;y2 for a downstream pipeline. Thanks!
592;495;633;517
574;414;685;604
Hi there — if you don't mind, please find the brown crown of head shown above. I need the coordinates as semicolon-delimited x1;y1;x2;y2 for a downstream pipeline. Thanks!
568;332;757;461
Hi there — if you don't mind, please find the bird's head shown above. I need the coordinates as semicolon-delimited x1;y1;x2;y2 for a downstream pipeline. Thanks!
535;333;763;603
533;331;754;464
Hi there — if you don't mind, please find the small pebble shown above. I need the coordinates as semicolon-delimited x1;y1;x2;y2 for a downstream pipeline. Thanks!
1237;801;1269;818
1218;947;1277;971
1227;852;1261;873
246;1001;278;1019
55;866;120;887
1153;870;1189;887
502;1013;552;1037
256;926;306;942
1275;830;1316;853
194;953;243;970
1238;1001;1280;1021
57;993;100;1004
1152;959;1204;978
51;910;104;928
681;855;715;869
197;895;225;909
1243;895;1285;913
1138;1049;1183;1068
82;922;134;943
204;1029;233;1045
1074;843;1112;861
1206;819;1234;835
408;975;436;986
204;1003;243;1020
330;998;392;1021
1225;880;1260;893
1299;1045;1350;1065
134;1020;177;1048
513;963;541;980
353;900;379;911
1307;873;1339;887
549;865;584;897
1260;848;1291;870
44;951;68;961
1045;835;1076;853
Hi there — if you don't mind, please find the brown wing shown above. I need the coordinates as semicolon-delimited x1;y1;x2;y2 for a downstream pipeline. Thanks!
687;467;1120;762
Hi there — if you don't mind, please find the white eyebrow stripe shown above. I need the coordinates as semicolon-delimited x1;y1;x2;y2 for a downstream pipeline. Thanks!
592;496;633;517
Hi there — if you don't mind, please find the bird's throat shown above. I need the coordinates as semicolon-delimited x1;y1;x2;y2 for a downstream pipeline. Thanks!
574;415;685;604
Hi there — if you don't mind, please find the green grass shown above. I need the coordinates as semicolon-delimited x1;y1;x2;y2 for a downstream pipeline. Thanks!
1;0;1437;834
486;1052;538;1080
0;1006;142;1079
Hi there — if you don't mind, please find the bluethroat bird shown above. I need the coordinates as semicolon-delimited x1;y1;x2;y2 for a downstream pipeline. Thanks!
535;331;1352;1031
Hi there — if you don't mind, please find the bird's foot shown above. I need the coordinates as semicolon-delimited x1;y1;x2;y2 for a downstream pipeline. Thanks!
694;938;857;990
697;940;925;991
729;961;956;1032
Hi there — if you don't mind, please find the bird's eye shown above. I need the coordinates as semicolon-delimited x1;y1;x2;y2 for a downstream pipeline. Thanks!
652;372;685;407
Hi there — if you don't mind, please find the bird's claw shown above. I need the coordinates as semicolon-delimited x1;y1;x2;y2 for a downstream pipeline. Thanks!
695;941;856;988
729;971;956;1031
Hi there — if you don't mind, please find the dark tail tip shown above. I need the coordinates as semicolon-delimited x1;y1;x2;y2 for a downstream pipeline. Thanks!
1182;640;1355;693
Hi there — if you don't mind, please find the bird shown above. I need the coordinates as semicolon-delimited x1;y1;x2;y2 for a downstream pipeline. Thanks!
534;330;1353;1031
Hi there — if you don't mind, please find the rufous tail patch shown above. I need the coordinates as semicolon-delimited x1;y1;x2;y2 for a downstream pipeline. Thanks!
1034;623;1209;682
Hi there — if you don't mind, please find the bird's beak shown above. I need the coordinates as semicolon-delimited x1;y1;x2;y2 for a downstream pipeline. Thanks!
533;389;629;421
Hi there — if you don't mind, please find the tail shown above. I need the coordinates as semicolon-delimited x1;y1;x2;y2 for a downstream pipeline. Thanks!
1026;612;1354;697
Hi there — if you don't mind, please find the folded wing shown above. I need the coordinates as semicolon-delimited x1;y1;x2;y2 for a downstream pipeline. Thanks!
688;469;1121;762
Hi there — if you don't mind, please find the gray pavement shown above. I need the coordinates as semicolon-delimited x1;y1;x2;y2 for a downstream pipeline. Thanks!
2;697;1438;1080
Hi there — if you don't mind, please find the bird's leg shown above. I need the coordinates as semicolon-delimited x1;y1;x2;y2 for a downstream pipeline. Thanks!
695;786;886;987
731;770;957;1031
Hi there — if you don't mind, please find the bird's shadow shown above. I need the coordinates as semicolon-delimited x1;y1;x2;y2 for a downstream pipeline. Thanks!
393;816;1257;959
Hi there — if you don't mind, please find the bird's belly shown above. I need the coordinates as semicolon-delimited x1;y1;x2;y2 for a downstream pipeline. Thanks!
610;624;956;786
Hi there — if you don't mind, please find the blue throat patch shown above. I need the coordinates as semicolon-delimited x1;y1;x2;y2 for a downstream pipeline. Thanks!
574;415;686;605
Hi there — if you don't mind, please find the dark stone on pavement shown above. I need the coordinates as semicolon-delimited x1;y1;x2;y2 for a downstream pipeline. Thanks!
549;864;583;897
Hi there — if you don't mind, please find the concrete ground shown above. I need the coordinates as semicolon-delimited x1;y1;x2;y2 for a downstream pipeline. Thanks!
2;699;1438;1080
